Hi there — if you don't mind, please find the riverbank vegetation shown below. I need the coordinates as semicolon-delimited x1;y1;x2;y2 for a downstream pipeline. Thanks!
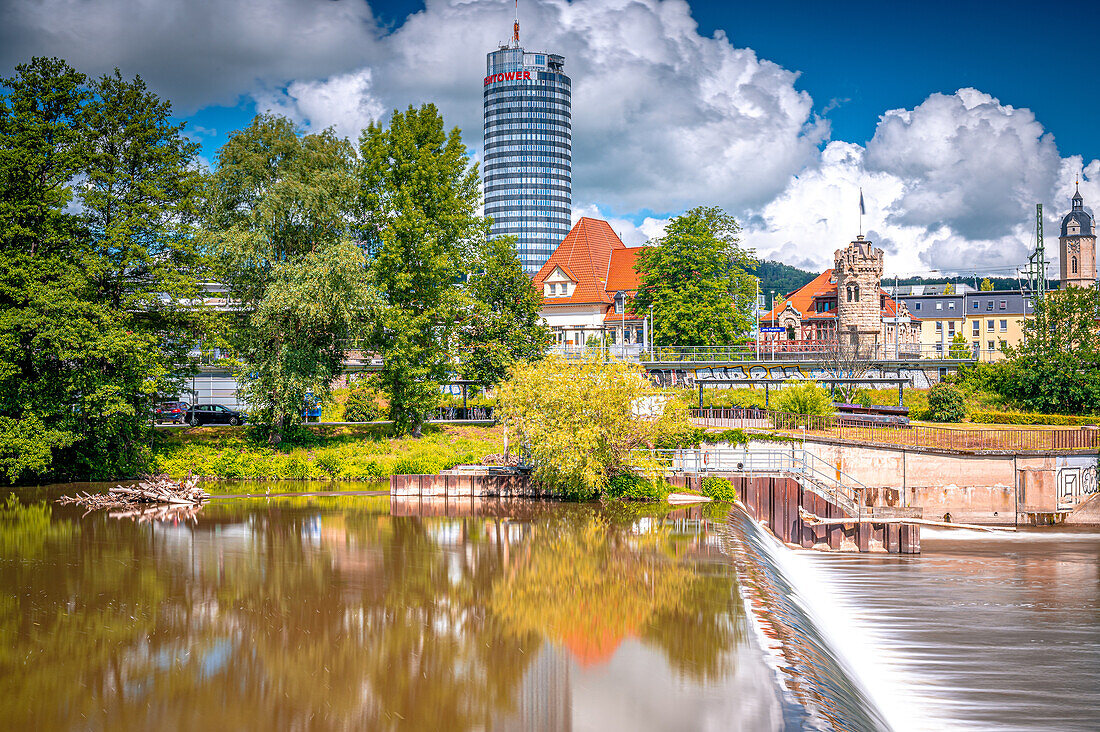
150;424;503;482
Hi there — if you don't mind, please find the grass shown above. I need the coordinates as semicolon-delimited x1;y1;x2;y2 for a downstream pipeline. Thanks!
151;423;504;482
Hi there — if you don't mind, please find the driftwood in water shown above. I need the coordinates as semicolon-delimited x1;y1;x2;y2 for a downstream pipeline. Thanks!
58;475;209;513
798;507;1012;533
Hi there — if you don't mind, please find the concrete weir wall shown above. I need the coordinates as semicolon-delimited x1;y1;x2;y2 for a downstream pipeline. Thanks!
793;438;1100;525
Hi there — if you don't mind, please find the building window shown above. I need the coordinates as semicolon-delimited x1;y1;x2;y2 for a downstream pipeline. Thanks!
1000;320;1007;332
972;301;979;310
936;302;943;310
949;302;955;310
987;319;994;331
998;300;1006;310
986;301;993;311
972;321;980;336
935;321;943;332
988;340;995;351
973;341;980;353
914;302;921;310
1073;257;1079;274
548;283;556;296
935;342;943;353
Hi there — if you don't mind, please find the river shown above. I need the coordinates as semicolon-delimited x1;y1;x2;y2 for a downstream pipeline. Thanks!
2;485;1099;730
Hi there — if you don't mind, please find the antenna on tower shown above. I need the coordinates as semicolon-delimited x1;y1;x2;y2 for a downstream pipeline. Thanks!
513;0;520;46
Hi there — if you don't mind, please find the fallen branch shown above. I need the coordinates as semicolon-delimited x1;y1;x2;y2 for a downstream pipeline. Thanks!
798;507;1013;532
59;475;209;515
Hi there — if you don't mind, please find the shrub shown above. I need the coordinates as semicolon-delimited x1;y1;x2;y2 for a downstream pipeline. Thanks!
969;411;1099;426
927;382;966;423
345;387;384;423
773;381;834;416
605;473;669;501
701;476;737;502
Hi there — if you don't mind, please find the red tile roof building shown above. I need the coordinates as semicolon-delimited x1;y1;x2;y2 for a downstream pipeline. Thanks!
534;217;647;350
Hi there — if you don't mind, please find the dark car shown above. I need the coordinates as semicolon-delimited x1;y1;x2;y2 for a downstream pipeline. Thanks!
155;401;190;424
184;404;246;426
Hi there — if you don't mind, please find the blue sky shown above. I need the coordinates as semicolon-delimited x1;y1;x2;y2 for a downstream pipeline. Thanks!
2;0;1096;276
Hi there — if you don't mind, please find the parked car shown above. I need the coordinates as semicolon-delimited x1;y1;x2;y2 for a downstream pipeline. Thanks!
155;401;190;424
184;404;246;426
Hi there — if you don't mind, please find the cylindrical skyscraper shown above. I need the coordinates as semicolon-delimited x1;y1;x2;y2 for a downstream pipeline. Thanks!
483;21;571;272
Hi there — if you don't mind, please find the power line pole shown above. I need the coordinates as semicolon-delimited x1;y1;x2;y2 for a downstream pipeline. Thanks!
1025;203;1047;301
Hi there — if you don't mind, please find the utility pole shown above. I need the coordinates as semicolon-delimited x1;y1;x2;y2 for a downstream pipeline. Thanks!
754;277;760;360
1026;203;1047;301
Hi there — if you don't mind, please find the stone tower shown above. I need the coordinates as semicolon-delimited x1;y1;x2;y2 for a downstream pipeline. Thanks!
1059;183;1096;288
834;234;884;347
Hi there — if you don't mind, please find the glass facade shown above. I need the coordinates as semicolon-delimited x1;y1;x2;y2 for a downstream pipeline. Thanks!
483;46;571;272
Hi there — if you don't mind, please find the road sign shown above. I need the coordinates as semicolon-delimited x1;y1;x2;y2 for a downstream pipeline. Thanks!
760;327;785;333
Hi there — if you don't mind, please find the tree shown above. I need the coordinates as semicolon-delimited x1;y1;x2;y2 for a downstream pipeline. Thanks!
821;330;876;402
630;207;757;347
0;58;206;482
943;283;954;295
358;104;486;435
496;355;691;498
207;115;369;444
980;278;994;291
457;236;551;385
773;381;834;416
949;332;971;360
990;287;1100;414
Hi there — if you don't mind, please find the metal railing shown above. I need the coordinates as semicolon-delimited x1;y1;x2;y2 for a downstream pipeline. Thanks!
690;407;1100;453
631;446;863;515
645;342;1000;363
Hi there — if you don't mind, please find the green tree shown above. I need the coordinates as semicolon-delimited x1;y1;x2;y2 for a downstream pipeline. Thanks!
948;332;971;359
980;278;995;291
497;355;692;498
457;236;551;385
207;115;370;444
631;207;757;346
0;58;206;481
359;104;486;435
773;381;834;416
990;287;1100;414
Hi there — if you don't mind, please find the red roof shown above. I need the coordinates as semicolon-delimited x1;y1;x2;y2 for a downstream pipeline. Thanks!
606;247;644;293
759;269;915;322
534;218;626;304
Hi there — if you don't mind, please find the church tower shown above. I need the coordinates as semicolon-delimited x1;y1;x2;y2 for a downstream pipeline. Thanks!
1059;183;1096;288
834;234;884;347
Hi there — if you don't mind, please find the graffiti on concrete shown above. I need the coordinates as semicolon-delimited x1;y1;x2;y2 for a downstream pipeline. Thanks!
646;364;934;389
1056;456;1100;510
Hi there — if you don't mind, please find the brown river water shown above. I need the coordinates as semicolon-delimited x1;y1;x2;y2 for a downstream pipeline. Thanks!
2;483;1099;731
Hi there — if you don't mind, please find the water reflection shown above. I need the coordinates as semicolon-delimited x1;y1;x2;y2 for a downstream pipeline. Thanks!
1;491;781;730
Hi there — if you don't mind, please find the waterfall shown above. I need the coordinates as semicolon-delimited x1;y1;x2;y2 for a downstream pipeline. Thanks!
722;503;896;732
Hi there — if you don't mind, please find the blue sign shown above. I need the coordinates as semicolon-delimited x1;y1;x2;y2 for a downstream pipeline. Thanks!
760;327;785;333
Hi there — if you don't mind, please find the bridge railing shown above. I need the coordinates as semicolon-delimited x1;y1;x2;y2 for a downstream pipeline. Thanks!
630;446;863;515
690;407;1100;453
646;342;985;363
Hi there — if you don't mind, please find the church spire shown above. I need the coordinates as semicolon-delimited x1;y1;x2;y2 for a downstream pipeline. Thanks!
1073;179;1084;210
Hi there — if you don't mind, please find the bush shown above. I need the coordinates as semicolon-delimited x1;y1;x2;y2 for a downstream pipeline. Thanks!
773;381;834;416
927;382;966;423
605;473;669;501
701;476;737;502
345;387;384;423
969;411;1099;426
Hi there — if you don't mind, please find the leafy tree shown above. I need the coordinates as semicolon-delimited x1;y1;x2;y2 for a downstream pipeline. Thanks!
942;283;954;295
207;115;370;444
989;287;1100;414
980;278;995;291
927;382;966;422
631;207;757;347
457;236;551;385
949;332;971;359
359;104;486;435
0;58;206;482
497;355;691;498
344;384;385;422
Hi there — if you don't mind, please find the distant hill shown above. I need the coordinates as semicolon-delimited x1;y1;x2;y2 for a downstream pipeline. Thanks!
748;260;818;298
746;259;1052;295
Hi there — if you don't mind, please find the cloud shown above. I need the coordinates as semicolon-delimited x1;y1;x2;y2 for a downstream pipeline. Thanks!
864;88;1062;240
0;0;379;111
744;89;1097;278
253;69;386;141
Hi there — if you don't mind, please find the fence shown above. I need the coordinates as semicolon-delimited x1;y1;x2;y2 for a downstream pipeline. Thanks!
690;407;1100;453
647;342;998;363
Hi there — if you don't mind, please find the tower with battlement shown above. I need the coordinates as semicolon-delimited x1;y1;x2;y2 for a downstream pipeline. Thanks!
1059;184;1096;288
834;234;884;346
